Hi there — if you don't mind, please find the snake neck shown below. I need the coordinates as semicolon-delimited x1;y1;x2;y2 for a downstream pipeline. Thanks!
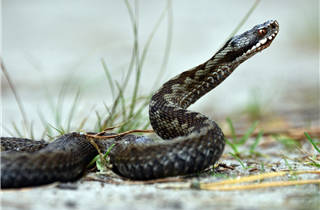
150;20;279;110
152;58;239;110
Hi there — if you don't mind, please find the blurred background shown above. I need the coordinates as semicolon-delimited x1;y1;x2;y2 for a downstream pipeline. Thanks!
1;0;319;138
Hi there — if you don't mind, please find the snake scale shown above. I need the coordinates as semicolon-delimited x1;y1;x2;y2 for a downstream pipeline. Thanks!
1;20;279;188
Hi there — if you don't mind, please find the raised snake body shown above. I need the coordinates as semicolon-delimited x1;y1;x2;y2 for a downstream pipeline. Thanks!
1;20;279;188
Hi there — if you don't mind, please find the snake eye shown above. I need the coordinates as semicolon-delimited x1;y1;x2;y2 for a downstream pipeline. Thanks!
258;29;266;36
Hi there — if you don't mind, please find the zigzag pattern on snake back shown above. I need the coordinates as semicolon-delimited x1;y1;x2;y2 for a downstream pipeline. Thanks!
1;20;279;188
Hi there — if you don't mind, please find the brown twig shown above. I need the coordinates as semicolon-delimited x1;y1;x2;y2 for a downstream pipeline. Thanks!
94;125;122;136
86;129;154;140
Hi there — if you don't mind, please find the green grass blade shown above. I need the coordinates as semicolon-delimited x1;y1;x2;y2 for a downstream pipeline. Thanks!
48;124;63;135
76;105;96;132
29;120;35;140
281;152;298;181
86;154;100;169
86;143;116;170
113;81;127;124
103;143;116;158
2;125;16;137
249;130;264;154
37;108;53;138
226;140;239;155
95;111;102;131
229;152;245;168
41;76;66;137
260;161;264;174
11;122;23;138
237;121;259;145
229;152;255;170
66;87;81;133
306;162;320;168
100;58;115;99
227;118;237;142
59;125;66;135
101;93;121;130
40;129;47;140
304;132;320;153
101;102;112;129
124;0;140;119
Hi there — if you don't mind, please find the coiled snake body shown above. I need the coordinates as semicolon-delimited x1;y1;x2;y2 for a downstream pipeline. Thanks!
1;20;279;188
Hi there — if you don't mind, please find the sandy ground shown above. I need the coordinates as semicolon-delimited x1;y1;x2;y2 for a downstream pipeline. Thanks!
1;180;319;210
1;1;319;210
2;130;319;210
2;142;320;210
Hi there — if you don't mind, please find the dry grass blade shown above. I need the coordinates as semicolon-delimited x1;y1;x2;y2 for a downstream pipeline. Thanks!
152;0;173;90
203;171;320;187
200;171;320;191
1;62;30;137
201;179;320;191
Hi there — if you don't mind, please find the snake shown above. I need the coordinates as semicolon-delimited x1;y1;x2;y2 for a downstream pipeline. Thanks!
1;20;279;188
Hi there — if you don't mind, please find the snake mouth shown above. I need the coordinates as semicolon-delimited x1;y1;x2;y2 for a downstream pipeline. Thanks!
220;20;279;64
244;30;278;56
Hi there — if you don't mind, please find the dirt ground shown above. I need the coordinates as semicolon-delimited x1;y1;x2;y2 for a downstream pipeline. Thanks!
1;178;319;210
2;130;319;210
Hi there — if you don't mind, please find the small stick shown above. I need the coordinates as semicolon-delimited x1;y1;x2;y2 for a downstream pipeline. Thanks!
86;129;154;140
94;125;122;136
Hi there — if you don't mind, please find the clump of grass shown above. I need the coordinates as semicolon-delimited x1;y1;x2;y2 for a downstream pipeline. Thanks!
226;118;262;156
2;1;173;139
86;143;116;170
289;132;320;168
223;117;267;171
95;0;173;134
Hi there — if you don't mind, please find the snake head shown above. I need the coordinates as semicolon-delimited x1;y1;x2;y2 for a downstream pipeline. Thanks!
235;20;279;57
215;20;279;64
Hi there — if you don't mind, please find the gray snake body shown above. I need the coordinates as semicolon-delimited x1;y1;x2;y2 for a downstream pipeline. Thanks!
1;20;279;188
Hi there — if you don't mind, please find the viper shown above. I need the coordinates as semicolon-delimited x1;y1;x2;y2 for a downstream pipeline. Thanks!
1;20;279;188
